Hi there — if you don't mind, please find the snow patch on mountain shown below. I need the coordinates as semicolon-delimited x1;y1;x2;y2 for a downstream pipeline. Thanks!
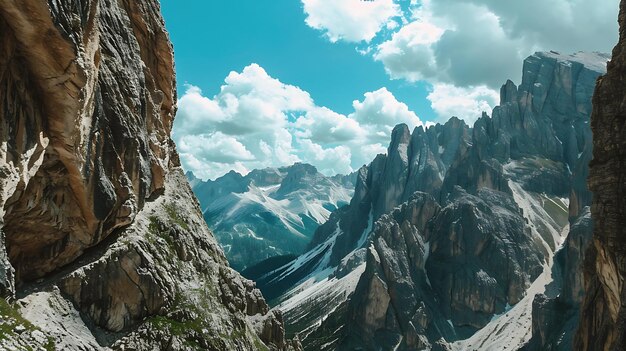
189;163;355;270
276;262;366;341
270;225;341;284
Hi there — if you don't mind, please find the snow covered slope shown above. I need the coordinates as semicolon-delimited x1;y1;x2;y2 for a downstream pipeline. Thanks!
189;163;355;270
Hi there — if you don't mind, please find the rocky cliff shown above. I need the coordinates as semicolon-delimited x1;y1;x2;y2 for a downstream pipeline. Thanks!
0;1;298;350
250;51;608;350
576;0;626;349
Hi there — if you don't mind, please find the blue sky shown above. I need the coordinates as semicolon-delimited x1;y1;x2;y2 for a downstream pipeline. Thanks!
162;0;619;180
160;0;434;118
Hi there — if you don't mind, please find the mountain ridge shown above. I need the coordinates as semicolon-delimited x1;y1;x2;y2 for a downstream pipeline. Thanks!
251;50;608;350
189;163;356;270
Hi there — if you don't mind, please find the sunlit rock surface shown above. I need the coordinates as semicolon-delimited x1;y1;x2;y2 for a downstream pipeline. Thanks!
0;1;300;349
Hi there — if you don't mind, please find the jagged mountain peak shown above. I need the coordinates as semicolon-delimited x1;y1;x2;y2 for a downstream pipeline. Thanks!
500;79;518;104
275;163;324;198
390;123;412;145
283;162;319;174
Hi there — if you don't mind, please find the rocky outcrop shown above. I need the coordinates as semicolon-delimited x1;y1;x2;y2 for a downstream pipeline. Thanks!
0;0;297;350
429;188;544;324
190;163;354;271
1;0;174;282
369;53;604;351
306;117;471;271
340;186;546;350
342;193;450;350
576;1;626;349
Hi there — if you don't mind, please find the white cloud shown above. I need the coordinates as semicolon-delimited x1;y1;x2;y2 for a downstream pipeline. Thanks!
221;64;314;112
304;0;619;121
294;107;365;144
173;64;306;180
299;140;353;175
382;0;618;88
375;20;444;82
174;65;425;180
375;2;526;89
350;87;423;143
177;132;255;164
302;0;400;43
427;84;499;124
174;86;226;135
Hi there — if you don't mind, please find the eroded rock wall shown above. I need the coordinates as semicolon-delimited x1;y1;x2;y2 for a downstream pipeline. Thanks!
0;0;174;282
0;1;298;350
576;1;626;349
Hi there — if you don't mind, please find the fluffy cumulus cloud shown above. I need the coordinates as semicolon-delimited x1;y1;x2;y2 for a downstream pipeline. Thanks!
375;1;525;89
374;20;444;83
174;65;426;180
427;84;499;124
350;88;425;143
173;64;304;178
303;0;619;121
301;0;401;42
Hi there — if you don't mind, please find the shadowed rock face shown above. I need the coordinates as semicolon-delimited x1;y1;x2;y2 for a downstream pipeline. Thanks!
524;208;593;351
428;188;544;322
576;1;626;349
340;54;604;351
340;186;546;350
308;118;472;270
0;1;300;350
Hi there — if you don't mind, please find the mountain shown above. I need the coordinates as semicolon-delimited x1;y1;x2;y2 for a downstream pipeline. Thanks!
0;1;299;350
189;163;355;271
250;51;609;350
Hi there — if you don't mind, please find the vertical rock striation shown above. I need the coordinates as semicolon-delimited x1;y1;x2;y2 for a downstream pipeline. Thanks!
576;1;626;349
0;0;174;283
0;0;299;350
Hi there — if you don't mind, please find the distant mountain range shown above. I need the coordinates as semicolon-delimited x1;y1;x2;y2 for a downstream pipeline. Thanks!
188;163;356;270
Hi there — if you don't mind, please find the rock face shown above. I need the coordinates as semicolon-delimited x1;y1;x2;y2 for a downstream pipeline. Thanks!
1;0;174;282
189;163;355;271
576;1;626;349
0;1;298;350
251;51;607;350
307;117;472;270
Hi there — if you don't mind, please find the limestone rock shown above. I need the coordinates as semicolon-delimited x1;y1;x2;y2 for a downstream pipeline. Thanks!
525;209;593;351
0;0;297;349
